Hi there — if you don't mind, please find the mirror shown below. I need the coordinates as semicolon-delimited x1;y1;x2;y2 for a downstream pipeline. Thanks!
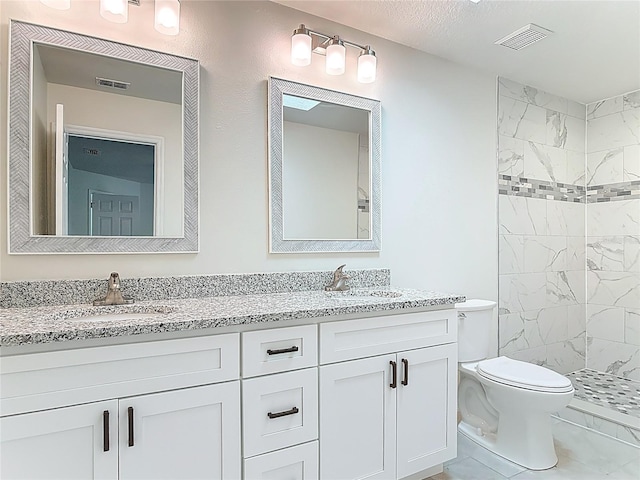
8;21;199;253
268;77;381;253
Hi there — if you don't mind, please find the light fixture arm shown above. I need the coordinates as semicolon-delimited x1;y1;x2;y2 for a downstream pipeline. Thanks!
297;24;372;55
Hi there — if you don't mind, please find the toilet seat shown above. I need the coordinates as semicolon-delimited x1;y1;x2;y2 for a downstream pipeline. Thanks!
477;356;573;393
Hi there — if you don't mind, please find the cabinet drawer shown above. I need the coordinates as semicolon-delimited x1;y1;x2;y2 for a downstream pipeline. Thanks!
243;441;318;480
243;368;318;457
1;333;240;416
243;325;317;378
320;309;456;364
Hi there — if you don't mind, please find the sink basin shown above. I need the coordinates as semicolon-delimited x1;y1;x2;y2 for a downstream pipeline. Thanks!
58;305;177;323
72;312;162;323
325;289;404;299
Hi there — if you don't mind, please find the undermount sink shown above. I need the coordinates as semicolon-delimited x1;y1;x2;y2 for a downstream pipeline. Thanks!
72;312;162;323
59;305;177;323
325;289;404;299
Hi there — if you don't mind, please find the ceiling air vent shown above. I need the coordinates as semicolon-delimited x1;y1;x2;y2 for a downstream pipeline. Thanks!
495;24;552;50
95;76;131;90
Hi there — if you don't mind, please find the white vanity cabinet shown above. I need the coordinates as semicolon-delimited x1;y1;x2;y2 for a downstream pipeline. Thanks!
1;383;241;480
0;334;241;480
319;310;458;480
0;305;458;480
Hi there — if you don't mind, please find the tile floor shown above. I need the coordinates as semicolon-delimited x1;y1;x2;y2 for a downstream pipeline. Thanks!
566;370;640;418
428;420;640;479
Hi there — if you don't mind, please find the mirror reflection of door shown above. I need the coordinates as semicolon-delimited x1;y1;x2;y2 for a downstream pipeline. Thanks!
65;133;156;236
90;192;139;236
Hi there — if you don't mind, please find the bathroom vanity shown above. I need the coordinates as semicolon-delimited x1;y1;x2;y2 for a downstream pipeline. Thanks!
0;287;461;480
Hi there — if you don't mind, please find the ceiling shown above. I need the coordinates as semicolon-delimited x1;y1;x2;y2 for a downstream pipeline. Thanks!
272;0;640;104
36;43;182;104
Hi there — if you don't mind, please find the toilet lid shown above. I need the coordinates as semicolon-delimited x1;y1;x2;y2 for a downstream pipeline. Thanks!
455;299;497;311
477;356;574;393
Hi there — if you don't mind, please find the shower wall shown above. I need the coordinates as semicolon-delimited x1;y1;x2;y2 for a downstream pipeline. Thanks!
497;78;586;374
585;91;640;381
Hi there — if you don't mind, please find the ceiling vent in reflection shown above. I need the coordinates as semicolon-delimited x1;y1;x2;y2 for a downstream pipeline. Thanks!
95;76;131;90
495;24;552;50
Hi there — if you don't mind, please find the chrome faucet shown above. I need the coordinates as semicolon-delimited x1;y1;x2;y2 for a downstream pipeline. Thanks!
93;272;134;306
324;264;351;292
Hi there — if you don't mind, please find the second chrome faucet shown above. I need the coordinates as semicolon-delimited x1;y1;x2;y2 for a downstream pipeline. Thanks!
324;264;350;292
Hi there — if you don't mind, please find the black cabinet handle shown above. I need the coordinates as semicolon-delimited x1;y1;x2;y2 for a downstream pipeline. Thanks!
267;346;299;355
390;360;397;389
128;407;134;447
103;410;110;452
402;358;409;386
267;407;299;419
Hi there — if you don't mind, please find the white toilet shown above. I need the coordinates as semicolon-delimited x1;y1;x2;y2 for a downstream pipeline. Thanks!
456;299;574;471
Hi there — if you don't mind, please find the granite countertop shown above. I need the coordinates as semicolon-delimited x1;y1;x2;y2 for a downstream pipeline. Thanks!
0;288;464;347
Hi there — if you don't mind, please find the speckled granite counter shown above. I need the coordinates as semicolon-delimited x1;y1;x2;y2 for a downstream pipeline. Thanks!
0;289;464;347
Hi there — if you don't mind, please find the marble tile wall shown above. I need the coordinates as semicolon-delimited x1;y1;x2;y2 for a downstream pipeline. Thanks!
498;78;586;374
586;90;640;381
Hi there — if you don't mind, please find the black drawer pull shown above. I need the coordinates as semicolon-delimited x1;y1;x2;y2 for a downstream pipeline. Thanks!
103;410;110;452
390;360;397;389
128;407;134;447
267;407;299;419
401;358;409;386
267;346;299;355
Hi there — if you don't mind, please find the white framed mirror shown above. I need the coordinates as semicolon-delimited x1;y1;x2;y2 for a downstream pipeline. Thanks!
268;77;381;253
8;20;199;253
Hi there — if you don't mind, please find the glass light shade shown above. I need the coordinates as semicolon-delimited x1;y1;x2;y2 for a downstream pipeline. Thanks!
40;0;70;10
326;42;346;75
357;52;377;83
155;0;181;36
291;33;312;66
100;0;128;23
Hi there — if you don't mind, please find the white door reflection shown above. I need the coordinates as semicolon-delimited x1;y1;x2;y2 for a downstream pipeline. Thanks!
65;133;159;236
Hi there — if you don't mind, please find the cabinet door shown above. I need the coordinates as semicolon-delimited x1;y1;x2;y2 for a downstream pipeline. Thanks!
119;382;241;480
0;400;118;480
396;343;457;479
320;354;396;480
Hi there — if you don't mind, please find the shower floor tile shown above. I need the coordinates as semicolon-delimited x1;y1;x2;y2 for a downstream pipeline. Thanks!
567;369;640;419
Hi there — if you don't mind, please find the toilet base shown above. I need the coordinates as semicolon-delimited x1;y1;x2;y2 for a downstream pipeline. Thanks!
458;416;558;471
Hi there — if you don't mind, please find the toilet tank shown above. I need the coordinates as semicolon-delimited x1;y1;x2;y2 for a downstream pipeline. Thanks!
456;299;496;362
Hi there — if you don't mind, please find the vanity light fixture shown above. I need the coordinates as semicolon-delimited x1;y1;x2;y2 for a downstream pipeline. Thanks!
325;36;346;75
41;0;180;35
290;24;377;83
154;0;181;36
100;0;129;24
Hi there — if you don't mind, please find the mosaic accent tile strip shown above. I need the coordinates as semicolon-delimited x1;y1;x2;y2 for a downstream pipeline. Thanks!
587;180;640;203
567;369;640;419
0;269;391;309
498;175;586;203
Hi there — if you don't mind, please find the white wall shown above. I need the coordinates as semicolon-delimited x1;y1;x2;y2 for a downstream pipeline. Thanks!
1;1;498;306
283;121;359;239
